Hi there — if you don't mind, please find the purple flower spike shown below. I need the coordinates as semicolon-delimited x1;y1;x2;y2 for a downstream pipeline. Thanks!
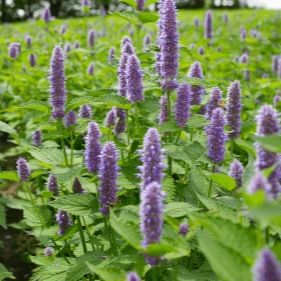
262;73;269;79
272;55;279;75
60;24;66;35
244;70;250;81
82;0;90;7
198;46;205;55
240;29;246;41
126;55;144;103
87;62;94;75
175;83;191;128
194;17;199;28
274;95;281;107
88;29;95;48
137;128;167;190
129;28;134;37
159;79;178;93
74;40;80;49
190;43;196;49
32;131;42;146
143;34;151;52
42;8;51;22
140;181;165;267
205;87;222;120
123;42;135;55
46;174;59;196
158;94;169;126
108;47;116;64
255;105;281;199
226;80;242;138
160;0;179;79
44;247;54;257
105;107;117;127
240;53;248;64
64;43;71;54
136;0;145;10
55;210;72;236
29;53;36;67
9;43;18;58
228;159;244;188
25;35;32;48
73;177;87;194
206;108;227;163
84;122;102;173
48;46;67;119
179;222;189;236
223;12;228;24
187;61;205;105
126;272;141;281
253;248;281;281
247;173;271;195
118;53;129;97
17;158;31;181
98;142;119;216
65;110;77;127
79;104;93;119
121;36;132;47
114;108;126;135
204;10;213;39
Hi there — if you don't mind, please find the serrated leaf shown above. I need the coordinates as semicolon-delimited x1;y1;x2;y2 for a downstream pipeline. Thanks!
92;94;132;109
118;0;137;8
138;12;158;24
0;121;19;143
197;229;252;281
112;11;138;25
110;211;142;251
18;101;50;113
187;115;210;128
138;97;160;111
144;0;158;7
179;46;194;59
159;121;179;133
51;165;81;187
177;77;215;87
48;194;99;216
242;153;256;187
209;174;237;191
30;169;49;179
252;135;281;153
162;177;176;203
28;147;64;166
0;171;20;182
27;122;57;131
0;262;15;280
86;264;127;281
0;205;7;229
23;205;52;227
165;202;197;217
65;96;96;111
57;224;79;241
146;243;177;257
235;139;256;157
29;255;54;266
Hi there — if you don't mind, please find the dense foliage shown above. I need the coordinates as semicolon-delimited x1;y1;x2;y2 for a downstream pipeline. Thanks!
1;6;281;281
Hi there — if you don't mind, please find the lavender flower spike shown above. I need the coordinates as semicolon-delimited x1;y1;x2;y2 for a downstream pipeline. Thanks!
252;248;281;281
114;108;126;135
143;34;151;52
123;42;135;55
204;10;213;39
84;122;102;173
98;142;120;216
105;107;117;127
226;80;242;138
136;0;145;11
64;43;71;54
126;55;144;103
65;110;77;127
25;35;32;48
74;40;80;49
187;61;205;105
255;105;281;199
127;272;141;281
88;29;95;48
140;181;165;267
228;159;244;188
198;46;205;55
121;36;132;48
87;62;94;75
31;131;42;146
29;53;36;67
44;247;54;257
137;128;167;190
223;12;228;24
108;47;116;64
205;87;222;120
46;174;59;196
240;53;248;64
48;46;67;119
117;53;129;97
194;17;199;28
42;8;51;22
9;43;18;58
272;55;279;75
17;158;31;181
73;177;87;194
158;94;169;126
206;108;227;163
55;210;72;236
160;0;179;79
79;104;93;119
60;24;66;35
175;83;191;128
247;173;271;195
179;222;189;236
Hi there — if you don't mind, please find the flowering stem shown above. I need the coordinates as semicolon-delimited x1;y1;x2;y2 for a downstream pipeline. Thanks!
167;90;172;175
190;129;194;141
134;103;142;144
51;238;70;264
107;216;118;256
64;241;73;257
174;129;182;144
126;109;130;145
77;216;88;254
174;259;178;281
207;165;215;197
58;120;69;167
237;196;242;225
82;217;95;250
104;217;114;255
70;130;74;167
137;25;141;50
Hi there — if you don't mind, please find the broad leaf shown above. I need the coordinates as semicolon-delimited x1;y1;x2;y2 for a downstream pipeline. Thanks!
85;264;127;281
28;147;64;166
18;101;50;113
209;174;237;191
0;171;20;182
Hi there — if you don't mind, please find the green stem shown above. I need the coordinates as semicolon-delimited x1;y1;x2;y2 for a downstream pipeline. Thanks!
189;248;198;271
237;196;242;225
134;102;141;144
64;241;73;257
137;25;141;50
107;216;118;256
174;129;182;145
207;166;215;197
126;109;130;145
167;90;172;175
70;130;74;167
121;150;125;165
265;227;270;244
82;217;95;251
51;238;70;264
77;216;87;254
190;129;193;141
58;120;69;167
174;259;178;281
104;217;114;254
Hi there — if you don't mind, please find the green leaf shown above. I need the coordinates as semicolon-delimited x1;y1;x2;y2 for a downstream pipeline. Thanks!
66;96;96;111
30;169;49;179
138;12;159;24
118;0;137;8
188;166;210;196
197;229;252;281
164;202;197;217
112;11;138;25
0;205;7;229
177;77;215;87
28;147;64;166
159;121;179;133
144;0;158;7
0;171;20;182
57;224;79;241
51;165;82;187
110;211;142;251
187;115;210;129
0;262;15;280
252;135;281;153
163;144;192;163
27;122;57;132
235;139;256;157
179;46;194;59
18;101;50;113
23;205;52;227
162;177;176;203
92;94;132;109
0;121;19;143
85;264;127;281
29;255;54;266
138;97;160;111
242;153;256;187
146;243;177;257
209;174;237;191
48;194;98;216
